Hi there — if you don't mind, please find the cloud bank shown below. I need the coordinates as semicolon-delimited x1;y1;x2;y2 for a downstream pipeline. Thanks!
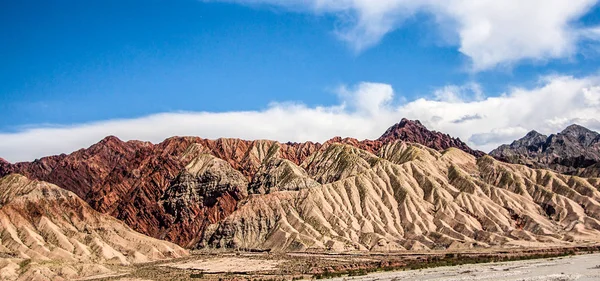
208;0;600;70
2;75;600;163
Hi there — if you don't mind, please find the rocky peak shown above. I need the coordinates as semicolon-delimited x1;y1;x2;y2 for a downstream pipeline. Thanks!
378;119;484;157
491;124;600;173
561;124;596;135
524;130;545;139
0;157;9;167
378;118;425;140
511;130;547;148
97;135;126;147
559;124;599;146
0;157;12;177
86;135;130;154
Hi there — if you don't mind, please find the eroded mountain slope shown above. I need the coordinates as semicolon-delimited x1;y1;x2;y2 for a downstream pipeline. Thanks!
0;174;188;281
207;141;600;251
0;119;484;248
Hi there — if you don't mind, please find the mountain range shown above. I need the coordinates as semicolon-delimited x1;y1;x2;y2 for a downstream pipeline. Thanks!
0;119;599;257
490;124;600;176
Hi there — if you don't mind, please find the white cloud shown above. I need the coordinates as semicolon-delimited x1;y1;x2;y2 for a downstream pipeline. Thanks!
433;82;483;103
336;82;394;115
400;75;600;151
206;0;599;70
2;76;600;162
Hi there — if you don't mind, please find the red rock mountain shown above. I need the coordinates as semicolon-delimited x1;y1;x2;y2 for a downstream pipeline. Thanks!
378;119;485;157
0;119;484;248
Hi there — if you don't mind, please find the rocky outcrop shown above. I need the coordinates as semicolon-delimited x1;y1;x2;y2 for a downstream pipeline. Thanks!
249;158;319;194
578;163;600;178
0;174;187;280
490;124;600;174
0;158;10;177
378;119;485;157
160;154;248;247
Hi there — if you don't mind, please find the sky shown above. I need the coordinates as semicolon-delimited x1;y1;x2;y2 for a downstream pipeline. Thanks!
2;0;600;162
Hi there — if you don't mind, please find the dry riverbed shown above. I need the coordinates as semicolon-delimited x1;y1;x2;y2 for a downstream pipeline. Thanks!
328;253;600;281
84;245;600;281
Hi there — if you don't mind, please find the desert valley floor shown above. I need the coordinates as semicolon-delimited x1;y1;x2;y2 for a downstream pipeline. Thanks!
14;245;594;281
2;121;600;280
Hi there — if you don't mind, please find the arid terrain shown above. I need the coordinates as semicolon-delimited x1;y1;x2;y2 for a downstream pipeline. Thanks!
1;120;600;280
13;245;596;281
325;252;600;281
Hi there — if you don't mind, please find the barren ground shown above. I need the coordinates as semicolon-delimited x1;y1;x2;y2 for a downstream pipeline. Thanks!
70;245;600;281
327;253;600;281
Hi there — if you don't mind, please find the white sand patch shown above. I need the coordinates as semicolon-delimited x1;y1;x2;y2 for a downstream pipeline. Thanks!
164;257;283;273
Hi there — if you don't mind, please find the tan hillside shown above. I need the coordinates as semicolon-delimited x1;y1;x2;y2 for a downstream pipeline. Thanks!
0;174;188;281
207;141;600;251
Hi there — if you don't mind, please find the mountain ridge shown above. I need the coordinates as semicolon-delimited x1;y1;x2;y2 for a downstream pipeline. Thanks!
206;141;600;251
490;124;600;174
0;119;485;248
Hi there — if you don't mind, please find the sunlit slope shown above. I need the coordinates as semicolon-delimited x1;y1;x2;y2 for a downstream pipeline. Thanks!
0;174;188;281
208;141;600;251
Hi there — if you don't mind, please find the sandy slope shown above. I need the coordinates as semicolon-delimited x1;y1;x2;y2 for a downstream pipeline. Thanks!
0;174;188;281
208;141;600;251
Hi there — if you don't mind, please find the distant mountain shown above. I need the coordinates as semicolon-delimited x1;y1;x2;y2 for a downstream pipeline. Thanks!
378;119;485;157
6;120;599;252
0;174;187;280
490;124;600;174
0;157;9;176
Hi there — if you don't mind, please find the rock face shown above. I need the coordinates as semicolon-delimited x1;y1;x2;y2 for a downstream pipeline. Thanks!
0;158;9;177
490;124;600;174
0;119;485;249
378;119;485;157
160;153;248;247
207;142;600;251
0;174;188;281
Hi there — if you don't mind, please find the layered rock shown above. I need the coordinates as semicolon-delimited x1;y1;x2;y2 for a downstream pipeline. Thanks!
207;142;600;251
0;137;321;247
490;124;600;174
378;119;485;157
249;158;319;194
160;154;248;247
0;174;187;281
0;119;485;248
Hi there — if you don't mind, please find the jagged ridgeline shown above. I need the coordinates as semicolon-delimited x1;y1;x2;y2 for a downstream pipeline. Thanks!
490;124;600;176
208;142;600;251
1;120;599;251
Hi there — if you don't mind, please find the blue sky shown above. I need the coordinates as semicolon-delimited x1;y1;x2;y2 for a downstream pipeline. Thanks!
2;0;600;162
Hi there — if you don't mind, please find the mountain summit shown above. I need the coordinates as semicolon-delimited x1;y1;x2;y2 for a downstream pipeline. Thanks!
378;118;484;157
490;124;600;174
